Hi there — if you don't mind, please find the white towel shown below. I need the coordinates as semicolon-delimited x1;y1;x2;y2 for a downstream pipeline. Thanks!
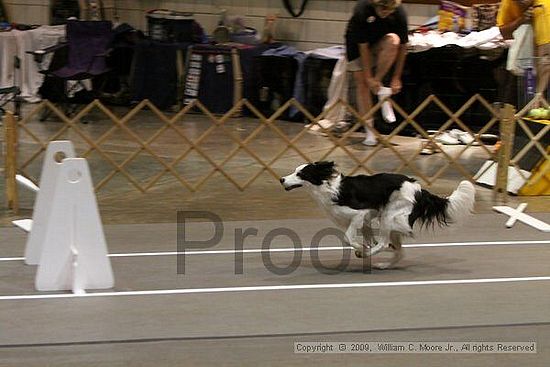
456;26;502;48
318;56;350;127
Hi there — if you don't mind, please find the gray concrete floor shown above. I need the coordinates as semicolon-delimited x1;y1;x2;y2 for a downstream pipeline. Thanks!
1;106;550;366
1;215;550;366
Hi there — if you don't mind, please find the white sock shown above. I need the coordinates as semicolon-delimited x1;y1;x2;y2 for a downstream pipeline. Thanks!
378;86;396;123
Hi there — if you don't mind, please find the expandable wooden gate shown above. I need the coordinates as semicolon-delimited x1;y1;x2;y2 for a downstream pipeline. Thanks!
4;94;546;212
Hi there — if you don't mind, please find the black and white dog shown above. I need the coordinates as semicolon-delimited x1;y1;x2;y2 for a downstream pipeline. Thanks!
280;161;475;269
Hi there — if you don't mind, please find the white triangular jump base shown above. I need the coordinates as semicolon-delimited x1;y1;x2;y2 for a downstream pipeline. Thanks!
25;141;76;265
34;157;114;293
19;141;114;294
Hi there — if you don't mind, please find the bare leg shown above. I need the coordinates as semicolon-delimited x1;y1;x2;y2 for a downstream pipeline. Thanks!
372;33;400;83
353;70;372;114
353;71;378;145
361;34;400;145
536;43;550;95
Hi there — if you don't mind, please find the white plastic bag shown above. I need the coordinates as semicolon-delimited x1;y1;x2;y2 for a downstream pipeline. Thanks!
506;23;534;76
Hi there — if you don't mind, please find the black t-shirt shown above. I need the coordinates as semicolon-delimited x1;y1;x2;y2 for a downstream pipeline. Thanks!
345;0;409;61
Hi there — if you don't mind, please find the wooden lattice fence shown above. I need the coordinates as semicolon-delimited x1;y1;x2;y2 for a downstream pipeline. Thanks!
3;94;545;212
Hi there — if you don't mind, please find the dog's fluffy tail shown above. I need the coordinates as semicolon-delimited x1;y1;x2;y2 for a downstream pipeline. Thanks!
409;180;475;229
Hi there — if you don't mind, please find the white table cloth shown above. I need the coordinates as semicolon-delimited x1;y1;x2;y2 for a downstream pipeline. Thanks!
0;25;65;102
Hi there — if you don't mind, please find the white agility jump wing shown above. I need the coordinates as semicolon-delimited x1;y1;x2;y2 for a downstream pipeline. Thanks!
11;176;39;233
15;174;39;193
35;158;114;293
12;219;33;233
24;141;76;265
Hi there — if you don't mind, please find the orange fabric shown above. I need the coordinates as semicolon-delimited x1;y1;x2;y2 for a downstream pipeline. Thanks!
532;0;550;45
496;0;523;27
497;0;550;45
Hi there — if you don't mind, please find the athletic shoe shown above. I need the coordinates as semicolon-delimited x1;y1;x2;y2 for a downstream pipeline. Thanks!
305;118;335;132
434;131;460;145
448;129;479;145
330;121;354;136
362;136;378;146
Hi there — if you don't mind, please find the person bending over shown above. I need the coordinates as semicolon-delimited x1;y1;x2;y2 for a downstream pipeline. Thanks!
344;0;409;146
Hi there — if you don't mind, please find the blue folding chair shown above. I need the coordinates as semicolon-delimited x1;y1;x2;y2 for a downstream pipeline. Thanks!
29;20;113;119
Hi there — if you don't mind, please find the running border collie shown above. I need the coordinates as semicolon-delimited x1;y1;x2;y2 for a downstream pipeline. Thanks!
279;161;475;269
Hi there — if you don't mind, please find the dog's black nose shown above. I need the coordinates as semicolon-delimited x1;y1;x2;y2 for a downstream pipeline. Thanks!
279;177;285;184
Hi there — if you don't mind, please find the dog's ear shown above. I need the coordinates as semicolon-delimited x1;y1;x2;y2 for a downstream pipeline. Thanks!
314;161;335;169
297;161;337;185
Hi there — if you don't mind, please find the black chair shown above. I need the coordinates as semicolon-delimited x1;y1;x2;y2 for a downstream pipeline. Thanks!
29;20;113;119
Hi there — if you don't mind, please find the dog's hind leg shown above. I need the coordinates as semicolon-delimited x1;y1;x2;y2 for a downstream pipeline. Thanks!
370;205;410;259
373;232;404;269
393;213;413;237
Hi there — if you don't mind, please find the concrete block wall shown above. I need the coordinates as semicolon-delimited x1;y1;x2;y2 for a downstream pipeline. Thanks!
4;0;440;50
4;0;50;25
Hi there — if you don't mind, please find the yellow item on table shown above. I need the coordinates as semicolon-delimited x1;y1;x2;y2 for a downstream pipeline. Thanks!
519;147;550;195
522;117;550;124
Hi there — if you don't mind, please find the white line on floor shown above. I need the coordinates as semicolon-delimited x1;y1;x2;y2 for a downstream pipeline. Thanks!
2;276;550;301
1;240;550;262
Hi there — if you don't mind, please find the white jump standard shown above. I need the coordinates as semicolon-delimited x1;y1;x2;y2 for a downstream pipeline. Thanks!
14;140;114;294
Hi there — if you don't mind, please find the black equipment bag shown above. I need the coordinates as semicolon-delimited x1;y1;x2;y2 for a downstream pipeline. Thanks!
253;55;298;120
